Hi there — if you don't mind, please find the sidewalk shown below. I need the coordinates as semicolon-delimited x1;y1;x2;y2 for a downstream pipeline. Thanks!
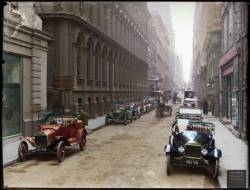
2;115;106;167
203;115;248;188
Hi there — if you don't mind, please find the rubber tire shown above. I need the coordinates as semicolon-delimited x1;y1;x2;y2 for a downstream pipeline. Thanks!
211;159;219;179
18;141;28;162
105;117;109;126
57;141;65;163
166;154;172;175
79;135;86;151
124;116;127;125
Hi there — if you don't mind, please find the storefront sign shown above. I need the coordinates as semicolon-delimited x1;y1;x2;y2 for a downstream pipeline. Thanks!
219;47;237;67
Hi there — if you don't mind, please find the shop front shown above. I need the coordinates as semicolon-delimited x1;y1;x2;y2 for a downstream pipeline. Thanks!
219;46;240;127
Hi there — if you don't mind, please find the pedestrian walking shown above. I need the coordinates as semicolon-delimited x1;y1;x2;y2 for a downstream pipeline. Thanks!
77;107;89;127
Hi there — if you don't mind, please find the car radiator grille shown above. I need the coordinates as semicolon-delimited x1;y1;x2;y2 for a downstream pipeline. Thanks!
184;144;201;158
113;113;120;118
35;134;48;146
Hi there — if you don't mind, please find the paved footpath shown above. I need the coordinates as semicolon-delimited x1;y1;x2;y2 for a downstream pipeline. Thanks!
203;116;248;188
3;116;106;167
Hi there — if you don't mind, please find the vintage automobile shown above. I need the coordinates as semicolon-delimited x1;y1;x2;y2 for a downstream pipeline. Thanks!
156;101;172;117
176;97;182;104
164;119;222;179
18;115;87;163
105;105;133;125
129;103;141;120
175;107;203;121
183;90;197;107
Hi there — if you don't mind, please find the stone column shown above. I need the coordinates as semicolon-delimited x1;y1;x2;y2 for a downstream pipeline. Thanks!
92;97;97;118
92;50;96;89
106;57;109;90
83;45;88;89
100;53;103;89
112;11;116;40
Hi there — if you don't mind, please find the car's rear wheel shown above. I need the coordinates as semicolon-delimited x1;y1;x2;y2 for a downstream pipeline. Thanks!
18;141;28;162
79;135;86;151
57;141;65;163
166;154;172;175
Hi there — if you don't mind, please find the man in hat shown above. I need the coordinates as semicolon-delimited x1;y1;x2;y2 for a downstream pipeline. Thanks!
77;107;89;127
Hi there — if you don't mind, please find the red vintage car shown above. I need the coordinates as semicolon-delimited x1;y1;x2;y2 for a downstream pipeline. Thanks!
18;116;87;163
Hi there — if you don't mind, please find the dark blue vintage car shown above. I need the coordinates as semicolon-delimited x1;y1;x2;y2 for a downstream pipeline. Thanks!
164;119;222;179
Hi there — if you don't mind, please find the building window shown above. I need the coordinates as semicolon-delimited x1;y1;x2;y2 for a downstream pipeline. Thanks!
2;52;22;137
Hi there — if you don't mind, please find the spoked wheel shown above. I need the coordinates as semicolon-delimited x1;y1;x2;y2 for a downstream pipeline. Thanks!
166;154;172;175
57;141;65;163
211;159;219;179
79;135;86;151
18;141;29;162
124;116;127;125
105;117;109;126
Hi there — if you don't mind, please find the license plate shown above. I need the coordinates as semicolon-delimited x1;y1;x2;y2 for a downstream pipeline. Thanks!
186;159;199;165
36;147;47;152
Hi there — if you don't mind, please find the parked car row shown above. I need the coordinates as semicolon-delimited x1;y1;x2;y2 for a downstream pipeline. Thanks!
164;106;222;179
105;98;157;126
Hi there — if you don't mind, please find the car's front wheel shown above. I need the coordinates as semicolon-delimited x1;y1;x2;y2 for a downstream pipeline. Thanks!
210;159;219;179
79;135;86;151
105;117;109;126
57;141;65;163
18;141;29;162
166;154;172;175
123;116;127;125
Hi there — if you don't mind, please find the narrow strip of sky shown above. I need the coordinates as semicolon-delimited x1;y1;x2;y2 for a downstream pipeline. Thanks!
168;2;194;83
148;2;195;83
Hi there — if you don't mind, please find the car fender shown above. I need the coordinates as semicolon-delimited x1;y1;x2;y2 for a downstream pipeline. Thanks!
164;144;172;155
213;148;222;158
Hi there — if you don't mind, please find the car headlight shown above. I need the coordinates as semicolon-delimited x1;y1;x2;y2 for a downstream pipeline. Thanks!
178;146;185;153
201;148;208;155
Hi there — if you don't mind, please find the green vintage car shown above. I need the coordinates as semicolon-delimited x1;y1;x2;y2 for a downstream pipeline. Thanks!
105;105;133;125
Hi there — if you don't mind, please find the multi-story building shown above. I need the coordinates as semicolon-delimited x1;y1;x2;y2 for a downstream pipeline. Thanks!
174;54;184;91
219;2;248;139
34;2;151;118
3;2;51;139
147;16;159;93
192;2;221;116
148;3;177;92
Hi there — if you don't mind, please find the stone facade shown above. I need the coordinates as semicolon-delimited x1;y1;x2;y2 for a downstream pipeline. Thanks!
219;2;248;138
192;2;221;116
147;4;176;92
34;2;151;118
3;2;51;137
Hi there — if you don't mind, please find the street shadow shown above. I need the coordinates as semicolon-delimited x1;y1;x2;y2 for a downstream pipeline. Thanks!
171;166;218;186
27;146;84;165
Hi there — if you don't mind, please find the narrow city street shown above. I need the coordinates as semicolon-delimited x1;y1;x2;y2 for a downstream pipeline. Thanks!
4;105;218;188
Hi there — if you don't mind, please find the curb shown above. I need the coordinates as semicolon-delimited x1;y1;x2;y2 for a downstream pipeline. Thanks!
86;124;106;135
3;158;19;168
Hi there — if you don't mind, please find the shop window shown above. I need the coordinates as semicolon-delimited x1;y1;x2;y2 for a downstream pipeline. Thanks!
2;53;22;137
